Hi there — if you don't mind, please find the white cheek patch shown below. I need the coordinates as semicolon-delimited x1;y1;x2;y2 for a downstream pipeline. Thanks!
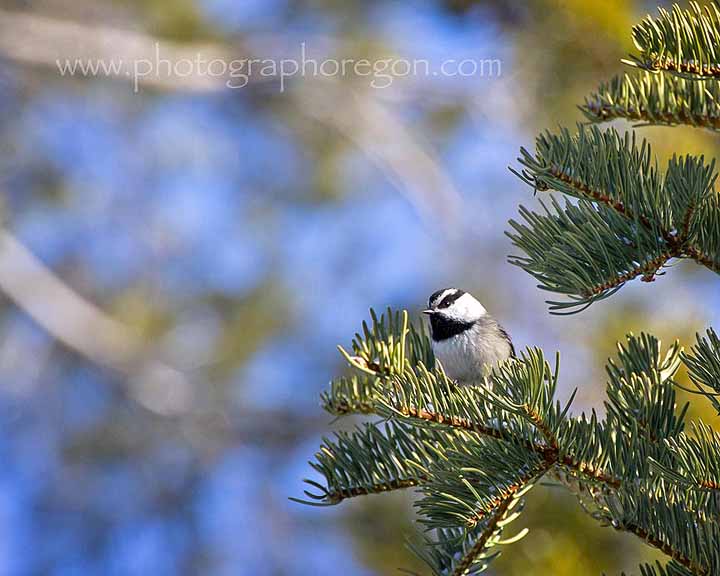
443;293;487;322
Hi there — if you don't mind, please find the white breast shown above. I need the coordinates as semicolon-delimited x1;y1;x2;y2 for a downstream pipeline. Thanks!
431;321;512;385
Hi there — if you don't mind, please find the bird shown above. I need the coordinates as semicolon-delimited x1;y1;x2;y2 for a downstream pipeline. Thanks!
423;288;514;385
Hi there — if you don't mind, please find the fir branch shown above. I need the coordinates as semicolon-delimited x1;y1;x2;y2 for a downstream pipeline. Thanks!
396;391;622;491
681;328;720;414
294;421;439;506
395;405;508;441
320;477;424;505
509;126;718;312
409;437;536;574
322;308;434;415
627;2;720;80
582;72;720;130
301;311;708;572
554;400;668;492
555;416;640;494
679;199;697;242
605;334;686;442
513;126;668;227
625;561;694;576
556;454;622;490
337;308;432;379
412;433;549;530
508;198;672;313
411;496;529;576
685;189;720;273
653;422;720;492
321;374;379;415
448;492;524;576
521;403;559;449
513;126;716;240
605;486;719;576
685;245;720;272
663;154;718;249
586;251;676;293
391;358;630;496
619;522;709;576
377;348;567;449
540;163;656;230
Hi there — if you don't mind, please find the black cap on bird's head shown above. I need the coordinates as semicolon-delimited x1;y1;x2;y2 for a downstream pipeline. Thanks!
423;287;487;322
423;288;466;314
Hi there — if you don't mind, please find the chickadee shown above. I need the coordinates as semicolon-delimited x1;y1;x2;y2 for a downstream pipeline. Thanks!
423;288;514;385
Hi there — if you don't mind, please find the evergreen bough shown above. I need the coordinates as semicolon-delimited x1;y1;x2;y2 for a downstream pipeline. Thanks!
295;3;720;574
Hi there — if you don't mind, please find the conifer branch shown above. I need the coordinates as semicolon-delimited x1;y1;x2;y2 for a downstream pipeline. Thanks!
582;73;720;130
394;405;508;440
293;421;440;506
509;126;718;312
652;422;720;493
323;478;425;505
412;494;529;576
627;561;694;576
557;455;622;490
297;307;718;573
605;335;686;441
448;490;525;576
686;245;720;272
400;402;624;491
321;374;379;415
298;311;708;576
681;329;720;414
585;251;676;295
538;164;656;230
626;2;720;80
507;198;672;313
619;522;708;576
603;484;719;575
300;4;720;571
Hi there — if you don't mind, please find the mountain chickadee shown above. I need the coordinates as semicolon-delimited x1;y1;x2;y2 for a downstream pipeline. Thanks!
423;288;514;385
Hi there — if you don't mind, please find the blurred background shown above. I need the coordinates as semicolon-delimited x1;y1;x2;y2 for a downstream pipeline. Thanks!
0;0;719;574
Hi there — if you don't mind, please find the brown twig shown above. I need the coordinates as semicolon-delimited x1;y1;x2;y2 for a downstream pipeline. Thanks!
583;103;720;131
325;477;425;504
620;522;709;576
399;406;509;442
584;251;677;296
396;406;622;492
679;200;697;242
542;167;720;279
451;482;530;576
557;455;622;489
452;503;512;576
546;167;658;233
463;464;549;529
686;245;720;273
699;479;720;490
523;404;558;449
643;55;720;79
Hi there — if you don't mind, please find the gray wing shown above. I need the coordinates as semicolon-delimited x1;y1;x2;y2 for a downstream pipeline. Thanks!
498;324;515;357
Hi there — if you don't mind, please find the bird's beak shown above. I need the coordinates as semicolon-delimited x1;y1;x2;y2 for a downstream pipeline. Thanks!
422;309;435;315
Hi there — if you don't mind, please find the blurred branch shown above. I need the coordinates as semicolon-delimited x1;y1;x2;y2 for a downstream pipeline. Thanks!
0;9;228;92
0;229;193;415
0;9;463;234
296;82;463;234
0;230;138;369
0;10;464;408
0;226;318;433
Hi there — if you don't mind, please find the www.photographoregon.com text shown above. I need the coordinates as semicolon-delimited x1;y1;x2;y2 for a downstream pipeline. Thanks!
55;42;503;92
